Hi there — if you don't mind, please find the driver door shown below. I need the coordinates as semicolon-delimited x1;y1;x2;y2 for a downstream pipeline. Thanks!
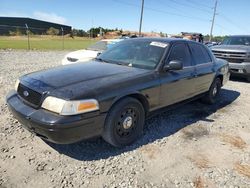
159;42;197;107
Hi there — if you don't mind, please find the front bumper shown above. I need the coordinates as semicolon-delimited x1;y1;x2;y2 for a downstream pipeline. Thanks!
6;91;106;144
229;62;250;78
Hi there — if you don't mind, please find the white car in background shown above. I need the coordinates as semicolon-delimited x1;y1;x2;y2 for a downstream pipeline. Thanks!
62;39;123;65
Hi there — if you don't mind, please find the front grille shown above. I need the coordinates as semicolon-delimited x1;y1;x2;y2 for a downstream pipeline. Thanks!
17;83;42;107
219;57;244;63
212;50;247;63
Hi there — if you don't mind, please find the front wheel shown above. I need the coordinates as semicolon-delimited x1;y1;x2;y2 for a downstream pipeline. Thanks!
246;76;250;83
202;78;222;104
102;97;145;147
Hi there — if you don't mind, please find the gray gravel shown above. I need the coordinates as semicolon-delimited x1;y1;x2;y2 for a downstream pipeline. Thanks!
1;49;250;188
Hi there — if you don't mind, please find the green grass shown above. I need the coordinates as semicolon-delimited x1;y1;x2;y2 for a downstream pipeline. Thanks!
0;36;97;50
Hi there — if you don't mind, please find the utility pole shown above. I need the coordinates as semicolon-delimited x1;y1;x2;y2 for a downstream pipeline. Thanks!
209;0;218;42
25;24;30;50
61;27;64;50
91;19;94;38
139;0;144;37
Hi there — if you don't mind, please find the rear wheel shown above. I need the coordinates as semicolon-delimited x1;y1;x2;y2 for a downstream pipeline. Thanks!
202;78;222;104
102;97;145;147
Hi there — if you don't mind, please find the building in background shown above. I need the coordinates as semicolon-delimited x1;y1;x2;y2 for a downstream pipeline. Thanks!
0;17;72;35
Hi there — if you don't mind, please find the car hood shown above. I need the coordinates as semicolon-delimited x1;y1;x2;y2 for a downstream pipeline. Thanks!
20;61;150;98
211;45;250;53
66;49;99;60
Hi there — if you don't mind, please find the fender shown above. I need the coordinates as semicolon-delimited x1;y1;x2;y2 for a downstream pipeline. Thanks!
103;91;150;115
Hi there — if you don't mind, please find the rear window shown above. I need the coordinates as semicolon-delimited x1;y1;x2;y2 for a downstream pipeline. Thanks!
189;43;212;65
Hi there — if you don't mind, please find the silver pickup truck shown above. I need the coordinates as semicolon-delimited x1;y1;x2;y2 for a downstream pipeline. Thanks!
211;35;250;82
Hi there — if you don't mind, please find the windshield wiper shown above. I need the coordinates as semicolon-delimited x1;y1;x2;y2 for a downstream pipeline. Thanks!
113;62;132;67
95;57;110;63
96;58;131;67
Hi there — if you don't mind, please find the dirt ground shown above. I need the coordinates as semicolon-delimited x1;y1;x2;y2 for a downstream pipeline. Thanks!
0;50;250;188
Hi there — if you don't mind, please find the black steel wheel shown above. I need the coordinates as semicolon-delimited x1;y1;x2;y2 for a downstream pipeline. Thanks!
202;77;222;104
102;97;145;147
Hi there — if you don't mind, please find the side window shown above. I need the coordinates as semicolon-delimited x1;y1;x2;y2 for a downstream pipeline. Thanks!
167;43;191;67
189;43;212;65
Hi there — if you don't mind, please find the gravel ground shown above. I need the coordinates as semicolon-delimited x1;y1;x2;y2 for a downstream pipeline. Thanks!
0;50;250;188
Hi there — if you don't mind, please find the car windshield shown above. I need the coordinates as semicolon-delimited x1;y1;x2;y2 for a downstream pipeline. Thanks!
87;40;121;51
97;40;168;70
221;36;250;45
87;41;108;51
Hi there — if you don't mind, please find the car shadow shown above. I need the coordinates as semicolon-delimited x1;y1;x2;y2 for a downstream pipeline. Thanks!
46;88;240;161
230;76;249;83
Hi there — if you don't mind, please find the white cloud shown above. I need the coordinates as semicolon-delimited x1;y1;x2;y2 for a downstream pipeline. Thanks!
33;11;67;24
0;11;67;25
0;12;28;17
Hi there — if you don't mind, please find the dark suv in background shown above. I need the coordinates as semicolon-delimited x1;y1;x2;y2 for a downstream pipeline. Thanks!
211;35;250;81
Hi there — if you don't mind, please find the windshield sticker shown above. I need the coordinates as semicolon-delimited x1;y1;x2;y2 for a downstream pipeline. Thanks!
150;41;168;48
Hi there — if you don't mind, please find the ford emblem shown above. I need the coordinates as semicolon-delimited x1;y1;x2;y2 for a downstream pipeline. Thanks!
23;91;29;97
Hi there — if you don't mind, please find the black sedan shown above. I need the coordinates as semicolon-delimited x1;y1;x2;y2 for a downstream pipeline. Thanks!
6;38;230;147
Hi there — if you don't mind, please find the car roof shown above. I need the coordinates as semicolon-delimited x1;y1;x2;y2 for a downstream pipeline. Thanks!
125;37;202;45
101;39;123;42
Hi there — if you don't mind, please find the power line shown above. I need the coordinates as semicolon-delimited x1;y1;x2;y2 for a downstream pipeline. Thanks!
112;0;210;22
215;23;234;34
218;14;250;33
157;0;213;23
185;0;213;9
167;0;213;14
158;0;203;15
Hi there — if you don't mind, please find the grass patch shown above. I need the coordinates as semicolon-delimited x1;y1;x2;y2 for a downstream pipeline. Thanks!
193;176;205;188
234;162;250;178
220;134;246;149
188;154;210;169
0;36;97;50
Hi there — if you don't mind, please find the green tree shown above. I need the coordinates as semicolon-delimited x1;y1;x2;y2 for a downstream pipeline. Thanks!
9;27;24;36
46;27;60;36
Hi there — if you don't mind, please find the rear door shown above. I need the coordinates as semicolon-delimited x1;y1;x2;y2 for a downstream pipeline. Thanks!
189;43;215;94
159;42;197;107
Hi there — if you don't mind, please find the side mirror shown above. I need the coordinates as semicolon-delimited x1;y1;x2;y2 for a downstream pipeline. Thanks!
164;60;183;71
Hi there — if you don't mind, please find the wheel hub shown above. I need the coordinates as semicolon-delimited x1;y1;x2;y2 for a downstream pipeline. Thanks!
213;86;217;96
123;116;133;129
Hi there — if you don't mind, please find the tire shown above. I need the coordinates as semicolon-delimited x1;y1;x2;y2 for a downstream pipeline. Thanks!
102;97;145;147
246;77;250;83
202;78;222;105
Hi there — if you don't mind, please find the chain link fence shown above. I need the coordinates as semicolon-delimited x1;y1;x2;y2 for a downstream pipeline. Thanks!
0;24;95;50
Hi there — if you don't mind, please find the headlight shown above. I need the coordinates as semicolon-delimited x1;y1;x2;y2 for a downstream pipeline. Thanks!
15;79;20;91
41;96;99;115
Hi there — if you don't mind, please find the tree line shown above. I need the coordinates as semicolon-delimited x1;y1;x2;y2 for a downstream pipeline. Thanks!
4;26;227;42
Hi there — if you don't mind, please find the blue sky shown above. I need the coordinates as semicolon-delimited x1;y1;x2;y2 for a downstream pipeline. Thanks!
1;0;250;36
